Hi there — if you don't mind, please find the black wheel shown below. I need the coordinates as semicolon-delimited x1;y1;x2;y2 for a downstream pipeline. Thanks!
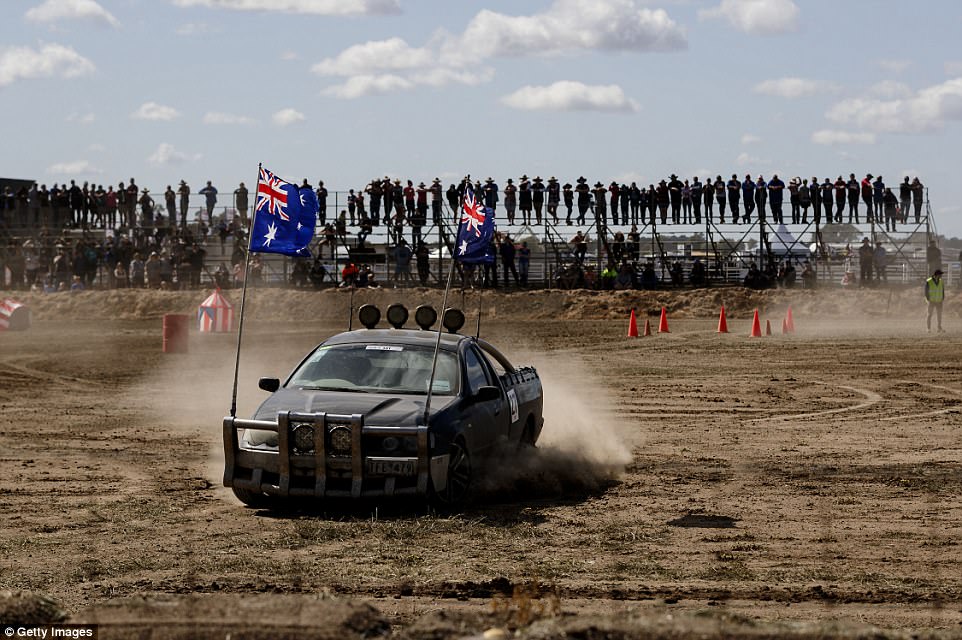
434;440;472;507
231;485;272;508
518;421;537;450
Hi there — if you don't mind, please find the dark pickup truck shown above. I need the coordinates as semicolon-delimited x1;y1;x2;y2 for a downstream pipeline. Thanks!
223;310;543;508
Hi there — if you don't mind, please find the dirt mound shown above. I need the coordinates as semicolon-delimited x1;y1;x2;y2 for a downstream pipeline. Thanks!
0;591;67;626
4;286;957;324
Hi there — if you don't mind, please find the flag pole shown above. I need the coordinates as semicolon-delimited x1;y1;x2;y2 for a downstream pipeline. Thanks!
229;163;261;418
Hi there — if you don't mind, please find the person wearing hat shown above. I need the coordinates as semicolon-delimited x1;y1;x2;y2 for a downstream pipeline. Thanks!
503;178;517;224
139;187;155;226
726;174;741;224
858;237;874;287
177;180;190;228
482;177;498;214
788;177;800;224
234;181;249;225
591;182;607;225
872;175;886;224
575;177;590;225
608;181;620;224
563;182;573;224
430;178;443;225
531;176;545;224
546;177;560;224
846;173;860;223
668;174;683;224
911;176;925;224
518;176;532;225
924;268;945;333
367;178;382;226
315;180;328;225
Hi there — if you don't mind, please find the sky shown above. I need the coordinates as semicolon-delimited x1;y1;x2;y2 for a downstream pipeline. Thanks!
2;0;961;236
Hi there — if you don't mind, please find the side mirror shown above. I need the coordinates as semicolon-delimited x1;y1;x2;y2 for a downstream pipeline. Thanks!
473;385;500;403
258;377;280;393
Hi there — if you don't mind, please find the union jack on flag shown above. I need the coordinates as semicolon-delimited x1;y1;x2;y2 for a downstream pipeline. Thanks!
455;184;495;264
250;165;318;257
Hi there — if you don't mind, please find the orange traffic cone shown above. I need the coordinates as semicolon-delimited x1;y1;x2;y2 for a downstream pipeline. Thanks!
749;309;763;338
717;306;729;333
782;317;789;334
643;318;652;336
628;309;639;337
658;307;670;333
765;319;772;336
786;306;796;333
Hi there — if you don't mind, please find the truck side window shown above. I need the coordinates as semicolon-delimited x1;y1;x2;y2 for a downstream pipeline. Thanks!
463;347;491;396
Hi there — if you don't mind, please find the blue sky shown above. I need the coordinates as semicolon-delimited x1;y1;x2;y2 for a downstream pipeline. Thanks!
2;0;961;235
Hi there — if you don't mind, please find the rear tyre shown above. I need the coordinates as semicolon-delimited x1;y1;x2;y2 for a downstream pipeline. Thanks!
519;420;537;450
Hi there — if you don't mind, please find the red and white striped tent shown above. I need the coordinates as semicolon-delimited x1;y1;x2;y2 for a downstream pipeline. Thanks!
197;290;234;332
0;298;31;331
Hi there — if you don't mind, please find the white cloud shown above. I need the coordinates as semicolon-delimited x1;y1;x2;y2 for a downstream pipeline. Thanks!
699;0;799;35
741;133;761;145
945;60;962;76
26;0;120;28
736;151;761;166
501;81;639;113
47;159;101;175
446;0;687;63
280;50;299;61
753;77;828;98
323;74;414;99
131;102;181;121
811;130;876;146
88;143;104;151
826;77;962;134
171;0;401;16
0;43;95;87
203;111;255;125
313;38;435;76
272;108;305;126
147;143;199;166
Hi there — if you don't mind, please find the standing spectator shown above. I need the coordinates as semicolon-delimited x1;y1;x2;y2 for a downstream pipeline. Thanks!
667;174;683;224
189;243;206;288
27;183;39;228
592;181;607;226
68;180;84;227
503;178;517;225
563;182;574;224
547;177;561;224
768;175;784;224
575;176;590;225
873;241;887;283
788;177;800;224
38;184;50;228
702;177;714;222
860;174;874;221
355;188;366;222
810;176;822;225
430;178;443;224
608;182;620;225
846;174;860;223
145;251;161;288
139;188;155;226
911;177;924;223
858;237;873;287
199;180;217;223
392;239;413;286
820;178;834;224
412;182;427;244
316;180;328;225
105;185;117;229
519;176;533;225
531;176;545;224
690;178;703;225
164;185;176;226
403;180;416;219
482;177;498;215
714;176;726;223
518;241;531;286
833;176;846;223
446;183;459;215
741;174;755;223
645;185;655;225
177;180;190;228
369;178;383;226
894;177;914;224
629;182;641;225
798;178;812;223
126;178;139;228
656;180;670;225
872;176;885;224
726;174;741;223
618;183;629;226
680;180;692;224
882;187;898;232
347;189;357;225
499;234;519;286
234;182;249;225
924;268;945;333
415;241;430;285
754;175;768;221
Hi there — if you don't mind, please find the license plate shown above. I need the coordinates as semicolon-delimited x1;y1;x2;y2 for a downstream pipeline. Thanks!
366;458;417;476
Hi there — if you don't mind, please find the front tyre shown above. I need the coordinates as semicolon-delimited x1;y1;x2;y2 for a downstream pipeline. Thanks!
433;440;473;507
231;486;273;508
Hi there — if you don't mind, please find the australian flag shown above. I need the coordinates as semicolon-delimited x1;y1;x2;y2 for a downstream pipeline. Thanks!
251;166;318;257
456;185;495;264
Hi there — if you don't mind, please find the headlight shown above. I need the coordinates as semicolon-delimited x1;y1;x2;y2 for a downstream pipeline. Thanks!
382;436;400;452
328;425;352;455
291;424;315;454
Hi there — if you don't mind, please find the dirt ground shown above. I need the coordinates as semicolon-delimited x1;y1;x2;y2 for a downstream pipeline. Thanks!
1;286;961;639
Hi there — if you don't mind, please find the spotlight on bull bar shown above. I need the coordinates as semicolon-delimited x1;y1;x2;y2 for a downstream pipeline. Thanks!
442;307;465;334
386;303;409;329
414;305;437;330
358;304;380;329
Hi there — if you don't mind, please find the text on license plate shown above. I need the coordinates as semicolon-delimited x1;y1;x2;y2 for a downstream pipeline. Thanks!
366;458;417;476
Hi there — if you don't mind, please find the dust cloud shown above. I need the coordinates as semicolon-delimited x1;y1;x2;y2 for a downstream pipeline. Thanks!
476;354;634;500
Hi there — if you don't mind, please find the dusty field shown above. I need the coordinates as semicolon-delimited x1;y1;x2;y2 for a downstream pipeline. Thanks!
1;287;962;638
